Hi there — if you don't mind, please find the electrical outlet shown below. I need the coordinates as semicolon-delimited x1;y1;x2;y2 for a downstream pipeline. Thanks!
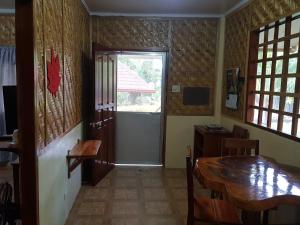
171;85;181;93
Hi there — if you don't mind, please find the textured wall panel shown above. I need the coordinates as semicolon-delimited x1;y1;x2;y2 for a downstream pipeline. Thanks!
0;15;15;46
222;6;251;120
34;0;90;153
92;17;218;115
251;0;300;29
92;16;169;50
34;0;46;150
168;19;218;115
44;0;64;144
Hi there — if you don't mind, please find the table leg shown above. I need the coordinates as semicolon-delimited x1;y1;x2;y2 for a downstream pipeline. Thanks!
242;210;261;225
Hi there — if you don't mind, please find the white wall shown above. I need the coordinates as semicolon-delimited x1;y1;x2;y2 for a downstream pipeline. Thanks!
165;116;216;168
38;124;83;225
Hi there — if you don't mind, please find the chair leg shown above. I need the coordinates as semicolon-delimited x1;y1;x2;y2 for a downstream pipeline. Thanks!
263;210;269;225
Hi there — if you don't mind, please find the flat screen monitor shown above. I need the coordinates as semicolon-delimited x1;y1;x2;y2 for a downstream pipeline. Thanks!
3;86;18;135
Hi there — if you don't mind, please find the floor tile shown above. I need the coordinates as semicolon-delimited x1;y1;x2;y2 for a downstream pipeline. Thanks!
109;218;140;225
77;202;106;216
144;188;168;200
114;189;138;200
83;188;109;200
142;178;163;187
111;202;139;215
145;201;173;215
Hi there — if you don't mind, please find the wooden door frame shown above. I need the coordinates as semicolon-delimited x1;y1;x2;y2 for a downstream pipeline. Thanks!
16;0;39;225
93;43;169;166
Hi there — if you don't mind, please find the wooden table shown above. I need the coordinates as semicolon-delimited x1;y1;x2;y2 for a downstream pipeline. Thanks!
66;140;101;178
194;156;300;225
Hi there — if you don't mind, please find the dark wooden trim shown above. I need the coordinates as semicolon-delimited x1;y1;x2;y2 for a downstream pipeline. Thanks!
15;0;39;225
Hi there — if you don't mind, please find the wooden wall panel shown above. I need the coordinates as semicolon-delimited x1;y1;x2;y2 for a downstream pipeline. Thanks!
34;0;90;153
222;0;300;120
0;15;15;46
168;19;218;115
222;6;251;120
34;0;46;150
44;0;64;144
92;17;218;115
92;17;169;50
251;0;300;30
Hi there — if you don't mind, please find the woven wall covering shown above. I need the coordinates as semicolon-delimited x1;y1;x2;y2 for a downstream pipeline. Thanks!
92;17;218;115
168;19;218;115
251;0;300;30
34;0;90;153
222;6;251;120
34;0;46;150
222;0;300;120
0;15;15;46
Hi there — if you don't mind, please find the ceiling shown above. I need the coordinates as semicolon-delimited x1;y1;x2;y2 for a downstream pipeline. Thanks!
0;0;247;16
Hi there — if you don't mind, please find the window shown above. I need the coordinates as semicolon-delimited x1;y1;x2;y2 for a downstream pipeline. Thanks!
247;12;300;141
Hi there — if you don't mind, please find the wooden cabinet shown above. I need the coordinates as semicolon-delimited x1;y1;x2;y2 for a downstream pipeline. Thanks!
193;126;232;163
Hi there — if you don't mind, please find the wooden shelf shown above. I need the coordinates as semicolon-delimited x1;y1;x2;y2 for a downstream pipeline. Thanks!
67;140;101;178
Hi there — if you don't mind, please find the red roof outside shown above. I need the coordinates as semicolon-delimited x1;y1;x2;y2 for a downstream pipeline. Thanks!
117;62;156;93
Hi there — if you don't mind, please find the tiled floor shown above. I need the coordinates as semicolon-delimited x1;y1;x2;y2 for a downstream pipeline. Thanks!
65;166;210;225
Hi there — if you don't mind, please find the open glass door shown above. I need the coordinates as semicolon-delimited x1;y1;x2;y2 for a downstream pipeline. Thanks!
115;52;166;165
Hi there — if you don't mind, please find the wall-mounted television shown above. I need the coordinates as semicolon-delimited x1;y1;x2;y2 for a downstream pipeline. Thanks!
3;85;18;135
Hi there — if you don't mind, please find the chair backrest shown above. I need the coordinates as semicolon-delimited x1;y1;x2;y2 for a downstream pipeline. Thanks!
186;146;194;220
221;138;259;156
232;125;249;139
0;182;12;208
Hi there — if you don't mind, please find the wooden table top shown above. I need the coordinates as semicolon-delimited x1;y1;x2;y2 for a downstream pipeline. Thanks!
194;156;300;211
67;140;101;159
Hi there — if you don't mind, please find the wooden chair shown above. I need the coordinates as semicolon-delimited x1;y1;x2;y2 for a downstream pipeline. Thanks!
221;138;259;156
186;146;242;225
232;125;249;139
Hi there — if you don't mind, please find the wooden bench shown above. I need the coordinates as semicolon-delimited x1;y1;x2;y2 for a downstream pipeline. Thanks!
66;140;101;178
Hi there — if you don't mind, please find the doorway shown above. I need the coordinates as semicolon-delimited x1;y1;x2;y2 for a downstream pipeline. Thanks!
115;52;167;165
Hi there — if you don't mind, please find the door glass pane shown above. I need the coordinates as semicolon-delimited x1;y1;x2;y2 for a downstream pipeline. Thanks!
277;41;284;56
253;109;259;124
273;95;280;110
278;24;285;39
290;38;299;54
256;78;261;91
263;95;269;108
258;46;264;60
117;54;163;112
291;17;300;35
257;62;263;75
267;44;273;58
284;97;294;113
261;111;268;127
275;60;283;74
266;61;272;75
268;27;275;41
255;94;260;106
288;58;298;74
271;113;278;130
282;115;292;135
287;77;296;93
265;78;271;91
274;78;281;92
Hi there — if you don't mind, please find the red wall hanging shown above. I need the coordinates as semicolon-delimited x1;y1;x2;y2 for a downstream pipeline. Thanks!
47;48;61;97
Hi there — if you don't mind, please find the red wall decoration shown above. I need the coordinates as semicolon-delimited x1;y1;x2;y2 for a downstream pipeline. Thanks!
47;48;61;97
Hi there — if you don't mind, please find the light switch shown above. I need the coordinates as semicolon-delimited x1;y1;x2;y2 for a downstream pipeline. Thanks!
172;85;181;93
